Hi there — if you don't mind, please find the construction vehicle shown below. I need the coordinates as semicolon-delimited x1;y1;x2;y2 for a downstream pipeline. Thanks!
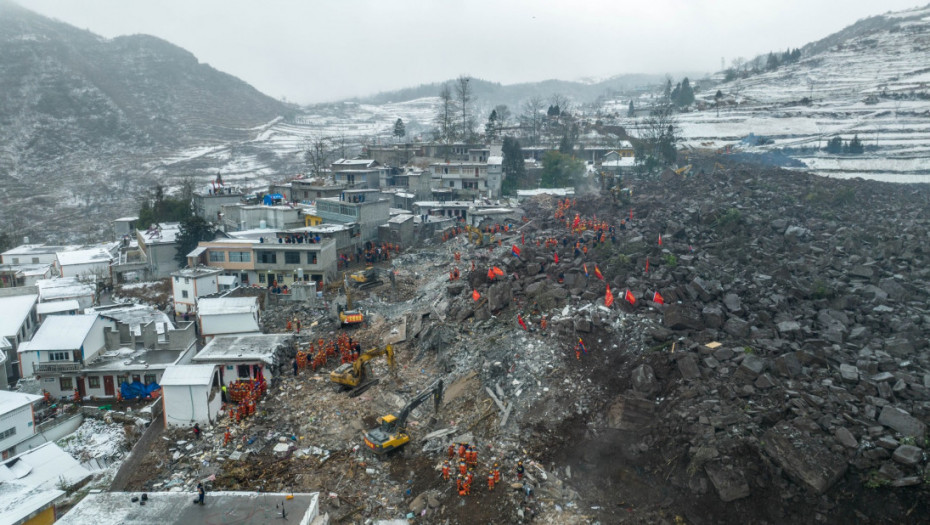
673;164;693;176
337;274;364;326
348;267;385;290
363;379;443;455
330;344;396;394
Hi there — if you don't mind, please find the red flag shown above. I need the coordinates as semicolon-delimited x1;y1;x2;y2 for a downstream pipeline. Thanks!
472;289;480;301
625;289;636;305
517;314;528;331
653;291;664;305
658;234;662;246
645;257;649;273
511;244;521;257
487;269;495;280
594;265;603;280
554;252;559;264
492;266;504;277
629;208;633;221
605;285;614;307
583;263;589;277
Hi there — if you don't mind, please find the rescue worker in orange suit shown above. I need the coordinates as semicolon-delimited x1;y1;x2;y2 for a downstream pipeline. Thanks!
224;428;232;446
442;461;450;481
448;444;455;459
459;458;468;476
457;475;466;496
458;442;467;459
466;470;474;491
488;472;495;491
493;464;501;484
516;461;525;480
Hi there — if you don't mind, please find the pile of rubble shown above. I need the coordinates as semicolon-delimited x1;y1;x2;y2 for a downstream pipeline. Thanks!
122;161;930;523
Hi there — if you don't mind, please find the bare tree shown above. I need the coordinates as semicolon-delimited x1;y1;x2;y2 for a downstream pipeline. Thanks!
435;83;458;146
521;96;545;147
303;134;335;178
455;75;475;141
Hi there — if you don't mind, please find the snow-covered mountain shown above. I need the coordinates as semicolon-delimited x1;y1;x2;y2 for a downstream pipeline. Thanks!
674;4;930;181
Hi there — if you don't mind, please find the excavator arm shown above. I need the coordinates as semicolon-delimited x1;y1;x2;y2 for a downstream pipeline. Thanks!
363;378;443;454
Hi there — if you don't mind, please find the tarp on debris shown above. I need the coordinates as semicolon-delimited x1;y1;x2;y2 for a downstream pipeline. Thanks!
120;380;161;400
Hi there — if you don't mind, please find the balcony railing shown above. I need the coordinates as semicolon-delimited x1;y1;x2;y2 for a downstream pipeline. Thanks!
34;362;83;373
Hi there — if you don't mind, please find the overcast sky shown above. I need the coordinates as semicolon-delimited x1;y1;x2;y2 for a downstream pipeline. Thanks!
26;0;923;104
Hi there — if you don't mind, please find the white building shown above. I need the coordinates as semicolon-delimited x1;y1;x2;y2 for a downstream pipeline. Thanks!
0;292;38;389
0;442;93;524
17;315;115;399
192;334;291;387
136;223;183;278
0;244;81;266
36;277;96;310
171;267;222;315
160;364;222;427
55;245;116;282
0;390;42;459
35;300;81;322
196;296;260;342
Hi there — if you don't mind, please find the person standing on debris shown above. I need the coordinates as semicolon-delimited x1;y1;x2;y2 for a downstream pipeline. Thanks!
459;458;468;476
442;461;450;480
197;482;205;505
457;475;466;496
193;423;201;440
221;384;228;403
488;472;495;491
516;460;525;480
493;464;501;484
292;358;299;377
295;318;301;334
448;444;456;460
458;442;467;459
224;428;232;447
286;319;292;332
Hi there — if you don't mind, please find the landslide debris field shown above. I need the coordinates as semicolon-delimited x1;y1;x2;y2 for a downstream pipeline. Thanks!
126;163;930;524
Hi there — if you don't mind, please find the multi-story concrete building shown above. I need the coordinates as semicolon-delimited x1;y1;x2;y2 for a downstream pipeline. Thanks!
0;289;38;388
136;223;182;278
170;266;222;315
315;190;390;243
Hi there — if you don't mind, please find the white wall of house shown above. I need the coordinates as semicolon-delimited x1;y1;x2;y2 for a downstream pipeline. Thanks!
162;382;221;427
201;313;260;340
0;397;37;457
59;261;111;281
172;274;219;314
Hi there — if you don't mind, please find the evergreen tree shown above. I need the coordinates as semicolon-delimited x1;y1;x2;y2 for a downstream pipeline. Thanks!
485;110;498;139
825;136;843;154
393;118;406;138
766;52;780;71
628;100;635;117
677;78;695;106
671;82;681;104
540;151;584;188
175;215;217;265
501;137;526;196
848;134;864;154
558;124;579;155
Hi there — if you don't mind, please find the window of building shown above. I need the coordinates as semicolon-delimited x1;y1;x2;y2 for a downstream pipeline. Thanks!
182;290;189;298
11;258;18;264
209;251;225;263
32;257;39;264
117;375;127;386
88;376;100;389
309;254;317;265
258;273;266;283
144;374;156;385
229;251;251;263
237;364;250;378
284;252;300;264
0;427;16;440
49;351;70;361
174;276;179;282
59;377;73;390
184;278;190;284
257;251;277;264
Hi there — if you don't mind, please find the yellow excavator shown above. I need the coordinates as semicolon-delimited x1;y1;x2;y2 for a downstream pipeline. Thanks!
337;274;364;326
330;344;396;394
363;379;443;455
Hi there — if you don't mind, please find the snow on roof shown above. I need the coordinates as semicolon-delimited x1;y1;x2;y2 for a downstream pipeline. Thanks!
602;157;636;167
159;364;217;386
193;334;291;365
197;296;258;316
113;216;138;222
0;443;92;525
36;277;95;301
517;188;576;197
172;266;222;278
2;244;81;257
332;158;377;167
487;156;503;165
36;300;80;315
18;314;99;352
84;347;183;372
140;223;182;244
55;247;113;267
86;304;173;332
57;491;319;525
186;246;207;258
0;294;37;337
0;390;42;415
388;214;414;224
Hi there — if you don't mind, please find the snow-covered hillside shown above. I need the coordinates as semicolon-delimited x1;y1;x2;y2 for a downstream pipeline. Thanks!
674;5;930;182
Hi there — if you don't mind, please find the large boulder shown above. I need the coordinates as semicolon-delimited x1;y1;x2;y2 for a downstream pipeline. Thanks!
664;305;704;331
762;424;847;494
878;406;927;438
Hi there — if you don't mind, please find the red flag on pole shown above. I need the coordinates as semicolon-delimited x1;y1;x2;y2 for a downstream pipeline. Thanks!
594;265;604;280
472;289;480;301
492;267;504;277
583;263;589;277
487;269;495;280
625;289;636;305
653;291;664;305
517;314;528;331
658;234;663;246
645;257;649;273
554;252;559;264
605;285;614;307
629;208;633;221
511;244;521;257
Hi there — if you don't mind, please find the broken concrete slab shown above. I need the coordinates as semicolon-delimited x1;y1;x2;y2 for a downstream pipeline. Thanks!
762;424;847;494
834;427;858;449
878;406;927;438
605;395;655;431
677;354;701;380
891;445;922;466
704;461;750;502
